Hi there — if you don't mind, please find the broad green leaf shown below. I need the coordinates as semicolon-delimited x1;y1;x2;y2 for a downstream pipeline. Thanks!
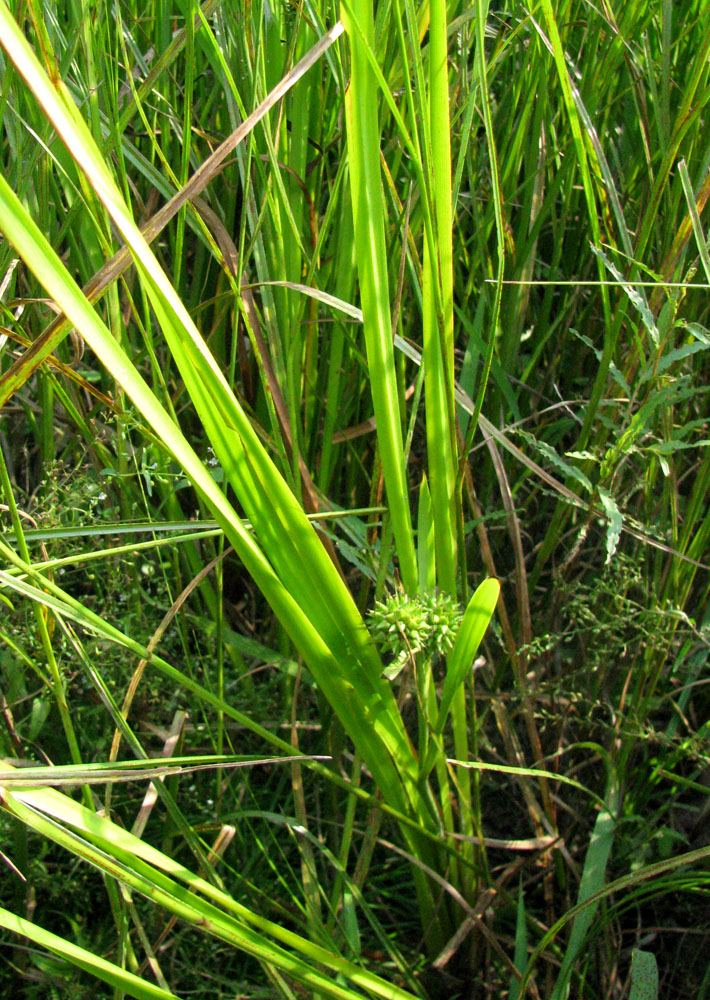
417;475;436;594
550;799;617;1000
434;578;499;735
509;879;528;1000
421;0;458;595
341;0;418;594
629;949;659;1000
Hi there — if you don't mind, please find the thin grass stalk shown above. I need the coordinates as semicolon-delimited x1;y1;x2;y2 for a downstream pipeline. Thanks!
0;447;85;783
172;0;196;291
325;751;362;939
633;21;710;268
423;0;457;598
0;456;140;970
341;0;418;595
0;0;412;772
318;179;355;494
0;541;471;889
384;0;474;914
362;0;485;938
0;18;345;410
457;0;503;468
526;2;616;585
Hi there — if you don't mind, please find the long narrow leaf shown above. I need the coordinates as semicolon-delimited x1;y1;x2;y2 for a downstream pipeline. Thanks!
341;0;418;594
435;578;500;735
0;785;417;1000
0;907;179;1000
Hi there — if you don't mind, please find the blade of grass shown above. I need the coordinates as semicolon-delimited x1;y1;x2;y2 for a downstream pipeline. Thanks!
422;0;457;596
0;783;419;1000
549;784;619;1000
341;0;417;594
0;18;345;408
0;907;179;1000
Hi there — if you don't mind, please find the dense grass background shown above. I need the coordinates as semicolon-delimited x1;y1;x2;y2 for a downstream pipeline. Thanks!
1;0;709;997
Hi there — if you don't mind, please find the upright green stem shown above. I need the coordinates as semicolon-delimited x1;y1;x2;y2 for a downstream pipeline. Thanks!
423;0;458;599
341;0;418;594
424;0;476;901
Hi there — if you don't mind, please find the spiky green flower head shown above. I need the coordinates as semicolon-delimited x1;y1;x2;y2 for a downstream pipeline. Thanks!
367;591;463;680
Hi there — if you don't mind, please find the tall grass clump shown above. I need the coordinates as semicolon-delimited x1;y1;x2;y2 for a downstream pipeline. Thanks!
0;1;709;998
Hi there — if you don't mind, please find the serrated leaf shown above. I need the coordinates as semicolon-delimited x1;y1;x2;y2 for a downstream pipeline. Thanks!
517;430;593;493
640;340;708;383
570;329;631;394
590;244;659;347
617;380;700;457
647;438;710;455
597;487;622;565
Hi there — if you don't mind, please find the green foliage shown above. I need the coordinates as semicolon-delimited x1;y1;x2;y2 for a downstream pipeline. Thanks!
1;0;710;997
630;950;659;1000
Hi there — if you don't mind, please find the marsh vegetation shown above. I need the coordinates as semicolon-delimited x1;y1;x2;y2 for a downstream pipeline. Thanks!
0;1;709;997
